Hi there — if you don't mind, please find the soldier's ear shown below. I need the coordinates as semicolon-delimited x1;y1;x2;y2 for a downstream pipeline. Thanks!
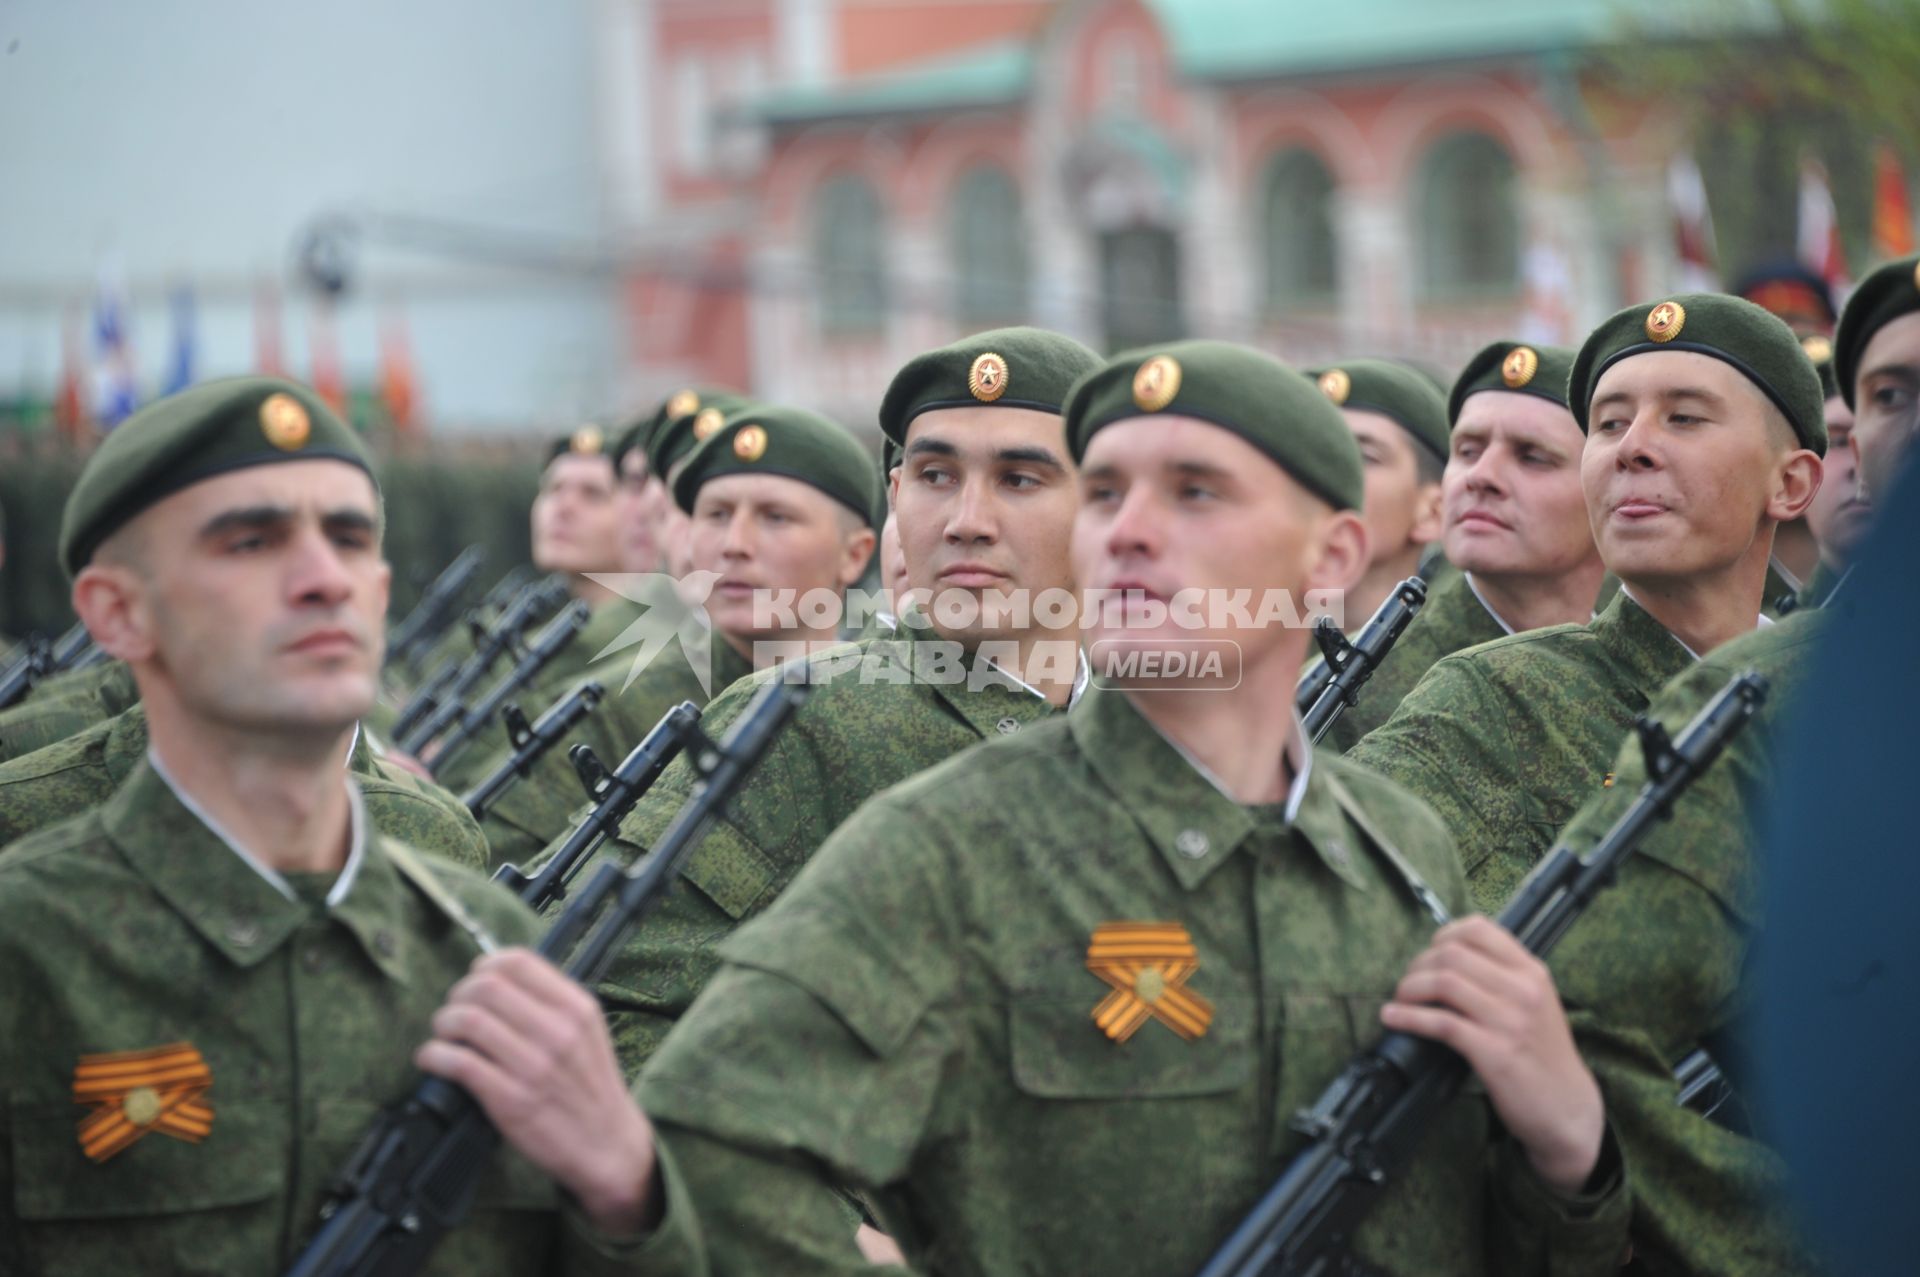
71;561;156;665
1768;448;1823;524
1307;509;1369;598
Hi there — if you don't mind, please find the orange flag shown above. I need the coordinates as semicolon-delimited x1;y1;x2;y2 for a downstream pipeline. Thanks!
1873;144;1915;260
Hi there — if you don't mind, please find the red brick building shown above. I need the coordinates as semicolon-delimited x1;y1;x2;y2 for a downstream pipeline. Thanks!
596;0;1680;425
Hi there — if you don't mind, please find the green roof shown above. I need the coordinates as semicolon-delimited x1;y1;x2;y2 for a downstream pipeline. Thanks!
756;0;1731;125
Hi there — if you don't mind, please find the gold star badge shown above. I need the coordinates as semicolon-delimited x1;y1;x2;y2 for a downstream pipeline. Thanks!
1502;346;1540;388
692;407;725;441
666;388;700;420
1086;921;1213;1043
73;1042;215;1163
968;352;1009;403
732;424;768;461
1645;301;1686;343
1132;355;1182;412
259;393;311;450
1317;368;1351;405
1801;334;1833;364
571;425;605;455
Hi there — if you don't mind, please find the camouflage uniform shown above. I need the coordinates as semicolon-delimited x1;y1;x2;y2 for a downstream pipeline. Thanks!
1320;566;1510;753
1348;591;1699;911
475;627;753;872
624;686;1628;1275
0;703;492;869
0;761;643;1275
1548;611;1829;1275
1795;560;1844;612
567;618;1066;1074
0;660;140;763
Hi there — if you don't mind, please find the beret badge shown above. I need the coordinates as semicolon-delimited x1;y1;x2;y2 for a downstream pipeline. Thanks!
692;407;726;441
1317;368;1351;405
570;425;605;455
666;389;700;419
259;393;312;451
1132;355;1182;412
968;352;1009;403
1645;301;1687;343
1801;334;1833;363
1501;346;1539;388
732;424;768;462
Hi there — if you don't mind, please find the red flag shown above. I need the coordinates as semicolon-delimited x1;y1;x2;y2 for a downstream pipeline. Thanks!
55;307;87;445
255;280;284;376
1797;156;1850;295
379;310;420;441
1667;153;1719;291
309;299;345;414
1874;143;1915;260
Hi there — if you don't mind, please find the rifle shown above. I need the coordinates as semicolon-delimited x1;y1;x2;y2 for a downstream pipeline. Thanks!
46;621;104;675
385;545;485;674
459;682;605;822
0;634;54;710
283;680;803;1277
1195;670;1768;1277
418;600;592;777
1673;1047;1737;1123
391;576;569;748
1298;577;1428;744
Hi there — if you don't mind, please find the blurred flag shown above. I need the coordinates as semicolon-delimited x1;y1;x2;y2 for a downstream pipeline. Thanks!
55;307;87;444
1797;156;1850;298
1667;152;1719;292
1519;239;1574;344
310;298;345;413
1873;143;1915;260
162;285;196;395
91;269;139;427
254;279;285;375
379;309;421;441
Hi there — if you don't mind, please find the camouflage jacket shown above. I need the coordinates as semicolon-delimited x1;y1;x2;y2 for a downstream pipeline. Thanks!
1349;591;1699;911
0;705;492;869
0;660;141;763
557;617;1066;1074
627;685;1628;1276
1320;566;1511;753
1545;612;1828;1276
0;761;647;1276
474;627;753;872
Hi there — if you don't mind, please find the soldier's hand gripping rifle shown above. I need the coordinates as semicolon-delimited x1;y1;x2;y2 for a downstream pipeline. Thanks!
1298;577;1428;744
282;680;804;1277
1195;669;1768;1277
418;600;593;776
392;576;569;749
458;681;605;821
385;545;485;674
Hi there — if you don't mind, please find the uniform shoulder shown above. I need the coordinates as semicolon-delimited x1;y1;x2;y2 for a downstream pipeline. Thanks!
378;835;541;943
856;710;1080;822
0;714;115;784
0;806;120;888
1701;611;1821;676
1316;750;1459;880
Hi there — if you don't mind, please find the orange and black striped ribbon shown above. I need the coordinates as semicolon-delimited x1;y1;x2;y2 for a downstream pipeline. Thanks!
1086;921;1214;1043
72;1042;214;1163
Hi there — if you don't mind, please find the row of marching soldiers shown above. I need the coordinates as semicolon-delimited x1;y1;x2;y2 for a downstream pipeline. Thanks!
0;253;1911;1277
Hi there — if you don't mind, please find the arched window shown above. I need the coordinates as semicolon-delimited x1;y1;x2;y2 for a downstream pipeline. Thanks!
1259;148;1338;312
814;175;888;334
1416;130;1521;299
950;166;1029;325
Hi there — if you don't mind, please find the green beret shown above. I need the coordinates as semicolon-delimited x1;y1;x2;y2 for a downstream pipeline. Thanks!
1835;255;1920;410
1447;341;1579;423
1305;358;1449;462
1800;334;1840;403
60;377;373;577
1064;340;1364;512
1568;293;1827;455
544;423;615;468
672;404;881;528
647;388;753;479
878;326;1101;445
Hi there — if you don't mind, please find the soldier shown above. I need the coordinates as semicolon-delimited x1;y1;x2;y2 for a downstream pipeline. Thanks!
0;377;657;1271
1835;254;1920;511
475;404;880;868
1794;335;1869;608
1349;294;1824;910
541;326;1098;1074
1306;358;1448;625
1319;342;1606;751
644;388;754;581
418;341;1631;1274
